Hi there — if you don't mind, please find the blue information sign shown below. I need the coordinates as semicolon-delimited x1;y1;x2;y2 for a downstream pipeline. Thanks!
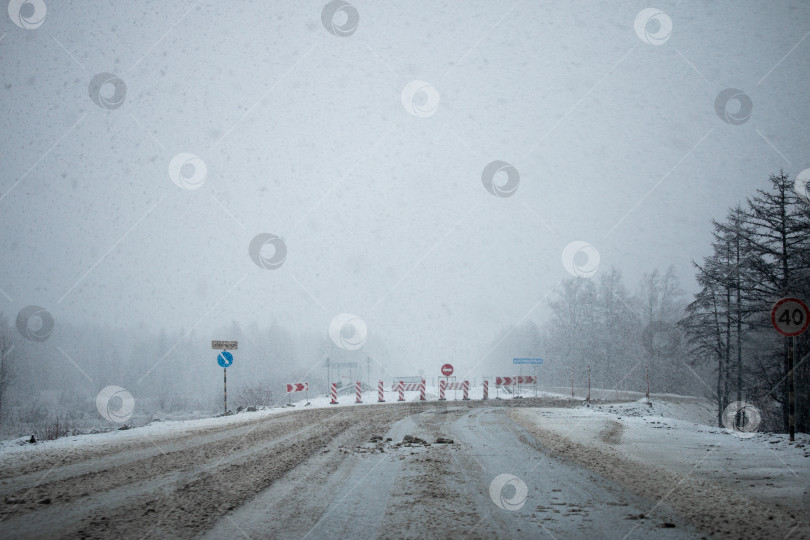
513;358;543;365
217;350;234;368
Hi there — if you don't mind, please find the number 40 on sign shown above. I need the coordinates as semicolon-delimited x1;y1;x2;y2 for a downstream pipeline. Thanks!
771;297;810;337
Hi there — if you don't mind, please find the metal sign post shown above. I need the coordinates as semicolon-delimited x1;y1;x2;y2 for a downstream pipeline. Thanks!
513;359;542;398
216;350;234;415
325;357;330;395
789;336;795;440
212;342;237;416
770;297;810;441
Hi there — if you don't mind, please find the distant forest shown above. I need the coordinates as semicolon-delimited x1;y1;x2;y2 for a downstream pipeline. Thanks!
490;171;810;434
1;171;808;438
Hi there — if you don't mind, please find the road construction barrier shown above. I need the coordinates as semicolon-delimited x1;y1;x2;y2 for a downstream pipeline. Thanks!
483;380;488;400
397;380;405;401
395;382;422;391
419;379;426;401
378;380;385;402
355;380;363;403
462;380;469;400
285;382;309;393
286;382;310;405
495;376;535;385
330;382;338;405
439;379;446;400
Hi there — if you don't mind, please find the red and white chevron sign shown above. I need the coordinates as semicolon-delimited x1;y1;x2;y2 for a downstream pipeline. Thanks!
285;382;308;393
495;376;535;386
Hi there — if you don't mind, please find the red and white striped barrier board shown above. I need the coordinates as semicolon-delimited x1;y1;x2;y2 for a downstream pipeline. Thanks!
395;382;422;391
378;380;385;402
462;380;470;400
419;379;426;401
446;382;466;390
330;382;338;405
355;380;363;403
483;380;488;400
397;380;405;401
439;379;446;400
285;382;308;393
495;376;536;386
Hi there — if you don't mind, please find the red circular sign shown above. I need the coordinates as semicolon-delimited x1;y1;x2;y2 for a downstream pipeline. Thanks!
441;363;454;376
771;297;810;337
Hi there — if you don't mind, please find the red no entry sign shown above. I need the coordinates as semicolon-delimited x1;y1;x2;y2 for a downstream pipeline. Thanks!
441;363;454;376
771;297;810;337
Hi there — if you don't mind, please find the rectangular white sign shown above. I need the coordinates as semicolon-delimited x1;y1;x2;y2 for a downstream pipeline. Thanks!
212;340;238;350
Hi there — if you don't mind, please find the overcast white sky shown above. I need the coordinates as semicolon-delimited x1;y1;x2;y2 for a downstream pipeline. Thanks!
1;1;809;370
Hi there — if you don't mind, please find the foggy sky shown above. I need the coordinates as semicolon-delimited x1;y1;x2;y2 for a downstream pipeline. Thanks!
1;1;809;374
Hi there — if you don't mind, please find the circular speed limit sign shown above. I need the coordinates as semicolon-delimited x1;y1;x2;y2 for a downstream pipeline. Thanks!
770;297;810;337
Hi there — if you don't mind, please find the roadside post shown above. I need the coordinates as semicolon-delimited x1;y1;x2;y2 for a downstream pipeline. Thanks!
212;341;237;415
770;297;810;441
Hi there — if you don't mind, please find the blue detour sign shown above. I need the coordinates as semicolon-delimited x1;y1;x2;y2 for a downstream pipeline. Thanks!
217;350;234;368
513;358;543;365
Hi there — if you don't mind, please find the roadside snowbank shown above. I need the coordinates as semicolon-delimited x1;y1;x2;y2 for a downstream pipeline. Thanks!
512;398;810;537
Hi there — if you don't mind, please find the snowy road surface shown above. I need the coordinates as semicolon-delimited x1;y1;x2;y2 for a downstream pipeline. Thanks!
204;405;694;539
1;399;808;538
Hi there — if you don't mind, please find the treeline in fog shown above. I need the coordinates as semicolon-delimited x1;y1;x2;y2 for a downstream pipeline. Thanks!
487;170;810;434
484;265;697;399
0;318;383;439
682;171;810;433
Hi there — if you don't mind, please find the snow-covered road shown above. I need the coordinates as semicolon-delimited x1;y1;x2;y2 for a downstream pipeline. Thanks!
1;398;808;538
205;405;696;539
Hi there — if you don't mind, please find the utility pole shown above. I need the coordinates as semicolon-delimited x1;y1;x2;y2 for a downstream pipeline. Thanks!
587;365;591;403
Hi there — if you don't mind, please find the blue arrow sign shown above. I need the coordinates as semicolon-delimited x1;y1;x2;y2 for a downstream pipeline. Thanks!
513;358;543;365
217;350;234;368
